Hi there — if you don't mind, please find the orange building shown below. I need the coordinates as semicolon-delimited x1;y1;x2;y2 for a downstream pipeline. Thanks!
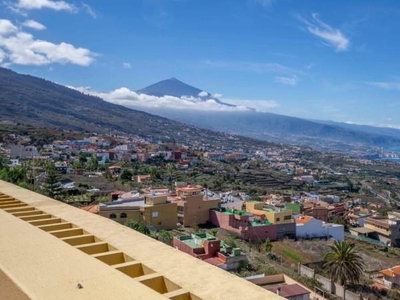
170;185;220;227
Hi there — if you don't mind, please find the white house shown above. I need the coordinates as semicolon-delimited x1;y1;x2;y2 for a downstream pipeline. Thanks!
295;216;344;241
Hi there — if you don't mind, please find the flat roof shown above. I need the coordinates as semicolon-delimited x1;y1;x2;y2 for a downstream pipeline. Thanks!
178;233;218;249
0;180;282;300
350;227;375;234
100;199;148;208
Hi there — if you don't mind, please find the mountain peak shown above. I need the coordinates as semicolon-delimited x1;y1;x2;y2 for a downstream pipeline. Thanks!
137;78;200;98
137;78;236;107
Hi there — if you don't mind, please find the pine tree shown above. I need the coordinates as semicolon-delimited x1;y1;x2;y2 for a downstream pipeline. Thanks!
42;162;64;200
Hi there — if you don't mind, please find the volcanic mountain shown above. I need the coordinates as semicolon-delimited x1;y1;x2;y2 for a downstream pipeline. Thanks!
137;77;237;108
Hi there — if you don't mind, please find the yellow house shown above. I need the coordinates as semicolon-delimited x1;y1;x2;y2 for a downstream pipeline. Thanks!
245;201;293;224
98;192;177;230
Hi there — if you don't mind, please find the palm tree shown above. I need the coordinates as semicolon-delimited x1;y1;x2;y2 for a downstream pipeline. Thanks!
323;241;365;287
165;163;176;190
149;166;158;184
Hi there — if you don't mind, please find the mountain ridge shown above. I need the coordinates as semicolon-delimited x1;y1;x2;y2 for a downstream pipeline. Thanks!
0;67;273;150
133;77;400;149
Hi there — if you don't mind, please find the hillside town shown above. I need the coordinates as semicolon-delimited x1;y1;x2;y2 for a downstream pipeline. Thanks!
1;129;400;299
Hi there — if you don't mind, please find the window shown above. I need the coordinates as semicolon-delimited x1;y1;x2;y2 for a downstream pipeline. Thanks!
284;216;291;220
120;213;127;218
276;218;280;222
109;213;116;219
152;211;158;218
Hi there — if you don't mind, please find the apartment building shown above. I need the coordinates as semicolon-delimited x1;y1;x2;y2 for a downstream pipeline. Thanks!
210;207;278;241
173;233;247;271
244;201;295;239
170;185;220;227
98;192;177;230
364;212;400;246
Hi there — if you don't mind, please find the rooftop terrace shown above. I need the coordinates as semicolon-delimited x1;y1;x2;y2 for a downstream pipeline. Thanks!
177;233;218;249
0;180;282;300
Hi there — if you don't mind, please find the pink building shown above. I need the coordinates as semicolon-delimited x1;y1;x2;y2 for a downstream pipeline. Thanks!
173;233;247;271
210;208;278;242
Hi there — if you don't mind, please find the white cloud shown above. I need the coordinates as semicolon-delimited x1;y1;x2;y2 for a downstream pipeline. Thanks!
82;2;97;19
23;19;46;30
298;13;350;52
213;93;223;98
13;0;76;12
0;19;95;66
0;19;18;35
198;91;208;97
366;81;400;91
224;98;279;112
275;75;298;86
0;48;5;63
122;62;132;69
68;86;259;112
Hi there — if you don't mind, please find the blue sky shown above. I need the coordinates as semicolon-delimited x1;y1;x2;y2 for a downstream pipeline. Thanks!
1;0;400;128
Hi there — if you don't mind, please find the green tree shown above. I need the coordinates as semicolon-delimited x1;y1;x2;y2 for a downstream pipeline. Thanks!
86;154;99;171
158;230;173;246
0;168;9;181
78;151;87;164
8;165;27;184
125;219;151;236
149;166;158;183
263;238;273;253
42;162;64;200
0;156;7;170
323;241;365;287
120;169;133;183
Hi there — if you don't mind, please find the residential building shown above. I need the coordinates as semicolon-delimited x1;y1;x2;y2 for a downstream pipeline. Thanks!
210;207;278;241
170;185;220;227
173;233;247;271
98;191;177;230
347;211;370;227
327;203;346;219
245;202;293;224
133;174;151;183
244;201;296;239
246;274;311;300
10;144;39;159
0;180;282;300
364;212;400;246
295;216;344;241
379;265;400;289
302;203;328;222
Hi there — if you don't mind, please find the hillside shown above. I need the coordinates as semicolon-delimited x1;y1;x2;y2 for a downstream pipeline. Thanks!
133;78;400;150
0;68;272;149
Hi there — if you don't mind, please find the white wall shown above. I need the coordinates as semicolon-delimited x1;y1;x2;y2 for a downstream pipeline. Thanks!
296;218;344;241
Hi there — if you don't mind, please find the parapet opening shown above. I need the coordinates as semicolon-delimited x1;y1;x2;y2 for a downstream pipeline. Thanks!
115;262;155;278
139;275;182;294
